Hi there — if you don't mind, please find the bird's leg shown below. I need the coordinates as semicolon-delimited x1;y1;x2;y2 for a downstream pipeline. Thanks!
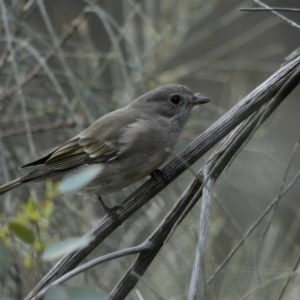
150;168;168;181
97;196;122;225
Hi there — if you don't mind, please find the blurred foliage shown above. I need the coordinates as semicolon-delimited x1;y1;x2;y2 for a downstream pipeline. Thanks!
0;0;300;299
0;182;55;286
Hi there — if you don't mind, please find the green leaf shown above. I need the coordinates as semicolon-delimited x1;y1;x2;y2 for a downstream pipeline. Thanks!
44;286;68;300
59;165;103;194
24;199;40;222
42;236;93;261
67;287;107;300
8;222;35;244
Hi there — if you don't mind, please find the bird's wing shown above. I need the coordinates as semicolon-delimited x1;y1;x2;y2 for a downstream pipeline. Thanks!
20;109;137;179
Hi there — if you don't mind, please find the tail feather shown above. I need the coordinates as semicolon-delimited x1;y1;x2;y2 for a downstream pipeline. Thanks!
0;178;24;196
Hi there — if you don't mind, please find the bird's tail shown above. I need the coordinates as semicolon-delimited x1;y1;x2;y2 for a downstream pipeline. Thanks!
0;178;23;196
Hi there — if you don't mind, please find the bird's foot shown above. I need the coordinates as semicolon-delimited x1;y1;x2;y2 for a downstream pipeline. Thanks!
150;169;168;181
97;196;122;225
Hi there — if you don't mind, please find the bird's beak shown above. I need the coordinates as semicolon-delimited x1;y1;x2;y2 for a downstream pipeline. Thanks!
191;93;210;105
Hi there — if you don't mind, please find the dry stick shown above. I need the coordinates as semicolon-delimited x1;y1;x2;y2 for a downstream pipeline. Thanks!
0;46;9;71
239;271;300;300
108;173;205;300
109;64;300;299
240;8;300;13
25;56;300;300
0;121;79;138
35;243;151;299
78;65;300;298
188;65;300;299
39;177;205;299
0;8;88;103
253;0;300;29
0;0;36;155
186;120;260;299
277;253;300;300
207;167;300;286
261;134;300;239
39;114;270;299
108;100;283;299
206;66;300;285
188;177;214;300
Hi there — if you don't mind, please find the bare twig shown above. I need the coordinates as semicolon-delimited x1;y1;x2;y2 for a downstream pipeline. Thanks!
276;253;300;300
204;65;300;283
107;171;204;299
110;64;300;297
241;7;300;13
0;8;88;103
261;134;300;239
24;51;300;300
188;177;214;300
252;0;300;29
35;243;151;299
0;121;79;138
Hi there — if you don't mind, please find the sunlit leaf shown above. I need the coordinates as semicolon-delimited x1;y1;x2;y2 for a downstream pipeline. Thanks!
24;199;40;222
42;236;93;261
43;201;54;220
59;165;103;194
8;222;35;244
34;240;45;253
24;253;33;270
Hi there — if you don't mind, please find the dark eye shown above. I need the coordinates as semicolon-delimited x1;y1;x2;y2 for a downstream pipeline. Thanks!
170;95;181;105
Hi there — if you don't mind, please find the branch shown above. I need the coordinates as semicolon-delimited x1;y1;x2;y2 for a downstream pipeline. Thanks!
188;65;300;295
188;177;214;300
240;8;300;13
25;54;300;300
0;121;79;138
35;243;150;299
109;63;300;297
252;0;300;29
107;173;204;299
0;7;88;103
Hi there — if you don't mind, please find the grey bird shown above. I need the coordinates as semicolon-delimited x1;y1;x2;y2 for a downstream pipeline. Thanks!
0;85;209;211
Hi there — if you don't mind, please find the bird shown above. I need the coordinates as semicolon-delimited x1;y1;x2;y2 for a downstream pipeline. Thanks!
0;85;209;213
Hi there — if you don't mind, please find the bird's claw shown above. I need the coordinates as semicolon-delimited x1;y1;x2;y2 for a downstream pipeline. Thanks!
98;196;122;225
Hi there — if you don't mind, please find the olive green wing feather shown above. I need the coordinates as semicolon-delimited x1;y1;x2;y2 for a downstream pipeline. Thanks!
19;109;136;181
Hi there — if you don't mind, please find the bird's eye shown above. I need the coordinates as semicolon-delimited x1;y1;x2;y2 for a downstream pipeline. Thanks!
170;95;181;105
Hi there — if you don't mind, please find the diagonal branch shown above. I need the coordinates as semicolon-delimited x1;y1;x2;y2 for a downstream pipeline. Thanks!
108;62;300;297
108;62;300;300
25;54;300;300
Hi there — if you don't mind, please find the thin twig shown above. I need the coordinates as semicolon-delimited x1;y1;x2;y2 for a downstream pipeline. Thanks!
205;66;300;283
241;7;300;13
188;178;214;300
25;53;300;300
0;8;89;103
35;243;150;299
0;0;36;156
261;134;300;239
93;60;300;300
252;0;300;29
108;170;204;299
0;121;79;138
207;167;300;284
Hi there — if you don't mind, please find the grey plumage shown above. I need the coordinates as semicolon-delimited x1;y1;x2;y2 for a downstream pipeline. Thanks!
0;85;210;196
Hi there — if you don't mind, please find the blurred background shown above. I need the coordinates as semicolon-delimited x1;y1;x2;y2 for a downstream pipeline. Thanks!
0;0;300;299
